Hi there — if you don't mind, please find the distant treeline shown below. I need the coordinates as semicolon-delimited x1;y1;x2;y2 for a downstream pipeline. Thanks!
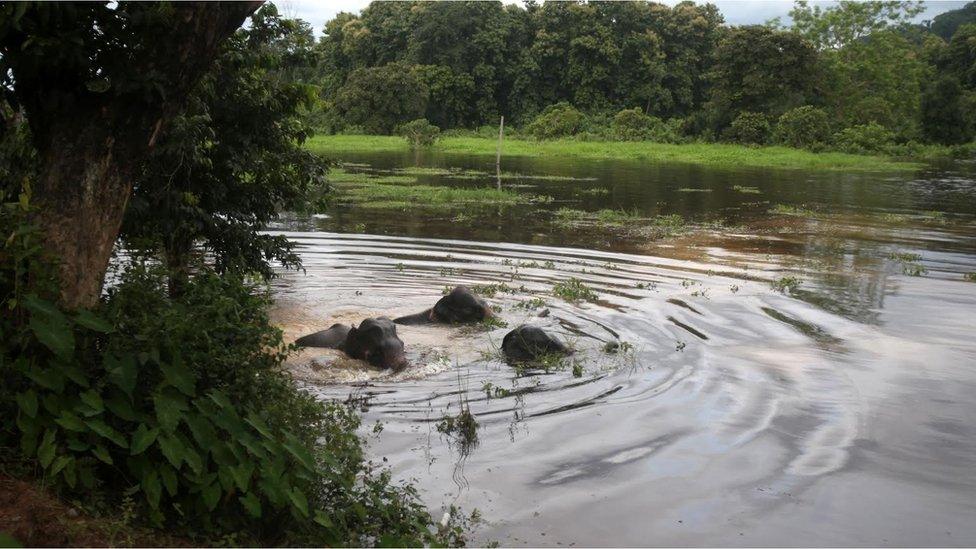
280;0;976;149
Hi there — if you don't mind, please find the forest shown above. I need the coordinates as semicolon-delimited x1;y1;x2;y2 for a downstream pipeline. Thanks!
301;0;976;154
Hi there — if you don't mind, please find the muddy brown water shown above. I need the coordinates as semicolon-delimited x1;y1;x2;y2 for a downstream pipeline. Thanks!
270;151;976;546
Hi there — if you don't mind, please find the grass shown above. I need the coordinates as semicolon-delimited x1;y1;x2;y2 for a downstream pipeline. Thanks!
307;135;923;172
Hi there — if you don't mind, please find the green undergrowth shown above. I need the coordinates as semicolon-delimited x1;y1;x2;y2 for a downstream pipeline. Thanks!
0;199;468;546
307;135;922;172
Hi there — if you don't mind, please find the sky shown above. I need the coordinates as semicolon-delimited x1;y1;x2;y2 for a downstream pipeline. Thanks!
278;0;969;34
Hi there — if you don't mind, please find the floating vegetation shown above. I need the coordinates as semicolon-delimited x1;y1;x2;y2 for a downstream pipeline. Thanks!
596;208;642;224
887;252;922;262
436;409;479;453
481;381;512;400
579;187;610;195
470;282;523;298
393;166;458;176
902;263;928;276
964;272;976;282
770;203;818;217
887;251;927;276
459;315;509;334
676;187;712;193
341;183;541;209
732;185;761;194
552;277;598;303
512;297;548;310
772;275;801;293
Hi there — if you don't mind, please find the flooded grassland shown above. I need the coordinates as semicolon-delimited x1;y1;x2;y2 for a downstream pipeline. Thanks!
270;149;976;546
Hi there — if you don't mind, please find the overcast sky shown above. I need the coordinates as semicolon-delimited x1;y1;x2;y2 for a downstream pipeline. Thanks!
277;0;969;34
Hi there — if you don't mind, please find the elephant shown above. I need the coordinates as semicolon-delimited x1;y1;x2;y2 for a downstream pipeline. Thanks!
394;285;493;325
295;317;407;370
502;325;570;362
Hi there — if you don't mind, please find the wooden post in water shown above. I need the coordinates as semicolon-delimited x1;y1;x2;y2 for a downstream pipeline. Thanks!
496;116;504;190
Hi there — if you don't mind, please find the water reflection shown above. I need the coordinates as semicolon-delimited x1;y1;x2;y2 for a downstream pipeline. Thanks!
269;152;976;545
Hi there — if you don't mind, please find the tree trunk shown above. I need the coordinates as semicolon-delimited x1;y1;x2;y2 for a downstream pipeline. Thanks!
33;123;136;309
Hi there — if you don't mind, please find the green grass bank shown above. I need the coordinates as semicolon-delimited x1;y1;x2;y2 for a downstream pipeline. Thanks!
306;135;923;172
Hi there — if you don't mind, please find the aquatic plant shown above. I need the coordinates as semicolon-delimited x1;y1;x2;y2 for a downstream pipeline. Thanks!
770;204;818;217
772;275;801;293
732;185;761;194
436;409;479;453
964;272;976;282
552;278;599;303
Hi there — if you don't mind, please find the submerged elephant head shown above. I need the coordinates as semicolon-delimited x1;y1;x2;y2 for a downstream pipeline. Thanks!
502;325;570;362
394;286;493;325
344;317;408;370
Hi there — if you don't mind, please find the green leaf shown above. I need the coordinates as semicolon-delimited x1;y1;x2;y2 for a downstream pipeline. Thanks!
287;487;309;517
160;466;178;497
15;390;38;418
73;309;115;333
185;413;217;447
245;412;273;439
61;364;89;387
105;354;137;396
142;470;162;510
79;390;104;414
240;492;262;518
283;433;316;471
231;462;254;492
182;444;203;475
37;430;56;468
85;419;128;448
160;352;195;396
24;295;74;360
313;510;333;528
54;412;87;432
153;389;188;432
51;455;72;476
26;366;64;392
105;392;139;422
208;391;233;410
130;424;159;455
201;482;221;511
92;445;113;465
157;433;185;469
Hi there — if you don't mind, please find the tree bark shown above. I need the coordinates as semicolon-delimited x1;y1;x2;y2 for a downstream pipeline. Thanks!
5;2;263;309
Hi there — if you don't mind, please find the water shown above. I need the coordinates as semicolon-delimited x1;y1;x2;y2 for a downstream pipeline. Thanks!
270;151;976;546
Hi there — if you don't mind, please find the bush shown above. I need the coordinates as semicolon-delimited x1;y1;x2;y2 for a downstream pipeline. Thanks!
723;112;771;145
831;123;895;154
774;106;831;149
398;118;441;147
1;198;463;546
525;102;587;140
611;108;666;141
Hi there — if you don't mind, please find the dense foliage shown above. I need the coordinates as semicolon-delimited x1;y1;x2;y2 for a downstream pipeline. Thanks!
1;3;463;545
299;0;976;155
123;5;329;293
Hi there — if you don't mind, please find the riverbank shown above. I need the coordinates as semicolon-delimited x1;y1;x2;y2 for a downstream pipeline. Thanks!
306;134;923;172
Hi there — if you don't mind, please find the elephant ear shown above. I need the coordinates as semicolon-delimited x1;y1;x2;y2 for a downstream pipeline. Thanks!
345;325;363;359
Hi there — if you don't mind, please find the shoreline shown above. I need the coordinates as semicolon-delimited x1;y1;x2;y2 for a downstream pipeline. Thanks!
305;134;923;172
